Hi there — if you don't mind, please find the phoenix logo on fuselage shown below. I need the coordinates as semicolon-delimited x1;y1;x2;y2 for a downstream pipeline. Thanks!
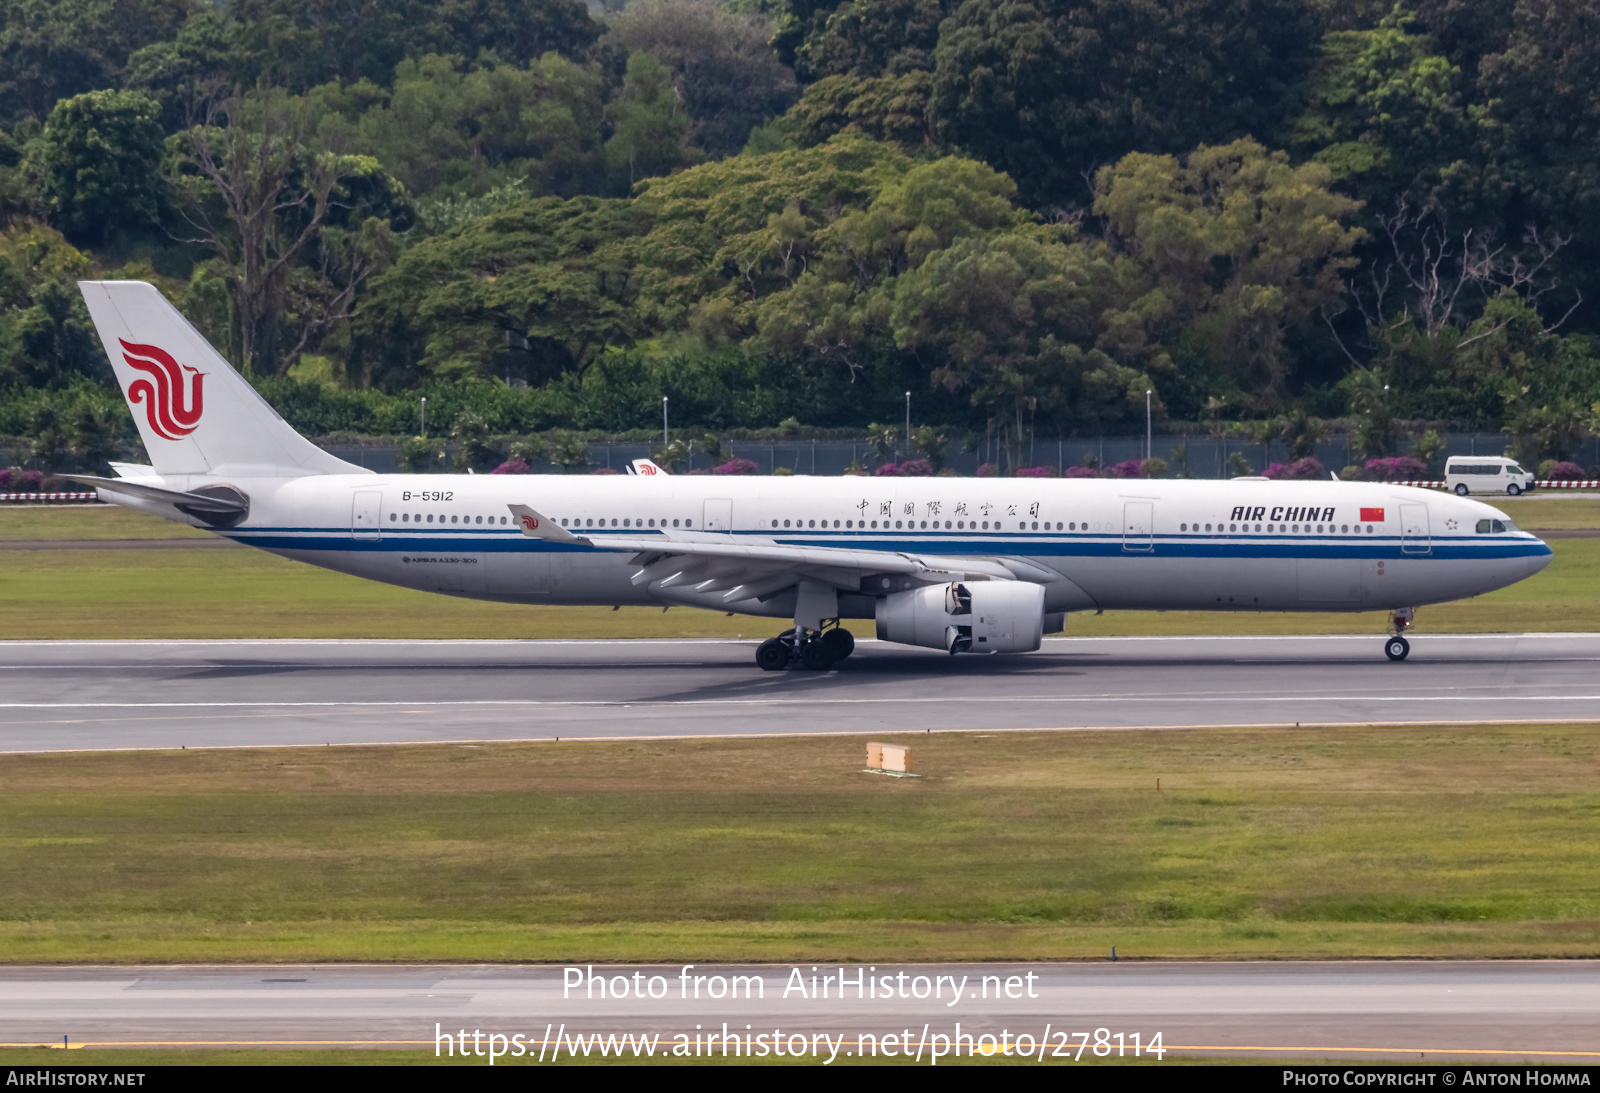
120;339;204;440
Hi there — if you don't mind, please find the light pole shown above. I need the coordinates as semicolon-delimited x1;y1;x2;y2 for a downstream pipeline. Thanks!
1145;389;1152;462
419;396;426;437
904;391;911;462
662;396;669;448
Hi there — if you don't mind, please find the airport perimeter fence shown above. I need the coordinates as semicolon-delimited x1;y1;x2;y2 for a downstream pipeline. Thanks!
316;432;1600;479
4;432;1599;483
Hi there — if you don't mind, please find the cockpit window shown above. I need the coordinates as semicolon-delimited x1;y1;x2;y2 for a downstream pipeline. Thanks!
1476;519;1510;533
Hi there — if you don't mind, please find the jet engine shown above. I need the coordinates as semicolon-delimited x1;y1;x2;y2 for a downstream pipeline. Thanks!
874;581;1046;654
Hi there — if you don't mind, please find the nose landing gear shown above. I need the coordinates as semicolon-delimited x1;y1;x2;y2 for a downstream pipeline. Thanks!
1384;607;1415;661
755;625;855;671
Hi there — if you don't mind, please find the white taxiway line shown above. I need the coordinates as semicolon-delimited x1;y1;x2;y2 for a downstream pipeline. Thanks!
5;693;1600;710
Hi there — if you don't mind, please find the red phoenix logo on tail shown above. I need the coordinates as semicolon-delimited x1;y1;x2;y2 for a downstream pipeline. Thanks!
120;339;204;440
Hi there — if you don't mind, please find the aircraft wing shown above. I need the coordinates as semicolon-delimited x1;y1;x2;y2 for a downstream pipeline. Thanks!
507;503;1049;605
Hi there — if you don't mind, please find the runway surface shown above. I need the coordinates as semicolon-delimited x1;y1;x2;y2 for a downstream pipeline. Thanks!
2;961;1596;1061
2;633;1599;753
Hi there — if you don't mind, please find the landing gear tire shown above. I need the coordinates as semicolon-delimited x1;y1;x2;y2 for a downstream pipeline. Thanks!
755;638;790;671
801;640;837;671
822;627;854;661
1507;483;1522;496
1385;636;1411;662
1455;483;1470;496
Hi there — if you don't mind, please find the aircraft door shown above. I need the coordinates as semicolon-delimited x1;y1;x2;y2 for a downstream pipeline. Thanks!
704;498;732;531
1122;501;1154;552
1400;503;1431;555
351;490;382;541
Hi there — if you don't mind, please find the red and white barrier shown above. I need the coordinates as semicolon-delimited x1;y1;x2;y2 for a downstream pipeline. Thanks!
0;492;100;502
1386;480;1600;490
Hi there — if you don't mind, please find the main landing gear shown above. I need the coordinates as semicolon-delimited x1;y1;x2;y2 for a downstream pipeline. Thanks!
756;625;855;671
1384;607;1415;662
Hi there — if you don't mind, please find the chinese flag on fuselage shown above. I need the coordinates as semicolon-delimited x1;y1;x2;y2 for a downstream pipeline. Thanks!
1360;507;1385;522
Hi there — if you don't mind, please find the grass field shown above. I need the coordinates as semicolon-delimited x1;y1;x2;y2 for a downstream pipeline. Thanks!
1;726;1598;965
1;502;1595;639
1499;495;1600;527
0;504;212;540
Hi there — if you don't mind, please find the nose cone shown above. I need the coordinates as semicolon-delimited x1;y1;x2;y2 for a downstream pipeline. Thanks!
1522;534;1554;578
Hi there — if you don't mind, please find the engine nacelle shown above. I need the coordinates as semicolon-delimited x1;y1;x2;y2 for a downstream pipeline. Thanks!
875;581;1046;654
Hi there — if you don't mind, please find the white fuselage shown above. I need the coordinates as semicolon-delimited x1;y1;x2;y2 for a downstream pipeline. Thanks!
134;472;1552;624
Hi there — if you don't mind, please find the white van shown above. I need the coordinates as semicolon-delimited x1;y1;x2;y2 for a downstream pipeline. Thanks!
1445;456;1536;496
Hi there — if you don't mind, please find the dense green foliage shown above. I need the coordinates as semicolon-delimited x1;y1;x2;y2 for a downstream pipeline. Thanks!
5;0;1600;473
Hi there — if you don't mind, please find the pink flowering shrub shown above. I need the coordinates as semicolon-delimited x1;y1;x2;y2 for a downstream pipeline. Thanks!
872;462;903;476
976;462;999;477
1363;456;1429;481
1063;466;1098;478
1102;459;1144;478
1545;461;1585;480
1016;465;1057;477
590;466;621;475
489;456;530;475
712;457;759;475
0;468;44;491
1263;457;1326;480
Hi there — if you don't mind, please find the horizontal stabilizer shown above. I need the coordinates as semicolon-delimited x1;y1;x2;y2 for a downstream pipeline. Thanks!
66;474;248;526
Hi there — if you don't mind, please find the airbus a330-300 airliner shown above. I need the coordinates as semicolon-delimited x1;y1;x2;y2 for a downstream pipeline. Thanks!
70;281;1552;669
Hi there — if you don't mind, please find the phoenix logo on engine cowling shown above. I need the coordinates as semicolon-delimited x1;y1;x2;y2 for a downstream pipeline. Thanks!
120;339;204;440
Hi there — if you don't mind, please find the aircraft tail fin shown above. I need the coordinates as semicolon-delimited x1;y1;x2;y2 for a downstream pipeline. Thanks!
78;280;366;479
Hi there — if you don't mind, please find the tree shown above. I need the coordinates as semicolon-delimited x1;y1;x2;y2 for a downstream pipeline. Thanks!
1327;199;1584;421
548;430;590;470
1338;365;1401;457
1286;12;1472;213
928;0;1322;208
309;53;608;200
124;8;238;129
0;223;102;389
601;0;798;158
218;0;601;92
786;0;956;82
1092;139;1365;409
1473;0;1600;243
632;134;904;337
166;85;410;375
603;52;699;191
0;127;42;230
787;72;937;149
754;151;1027;375
912;423;948;471
0;0;190;127
351;195;651;391
864;420;897;463
889;226;1151;435
35;89;165;243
